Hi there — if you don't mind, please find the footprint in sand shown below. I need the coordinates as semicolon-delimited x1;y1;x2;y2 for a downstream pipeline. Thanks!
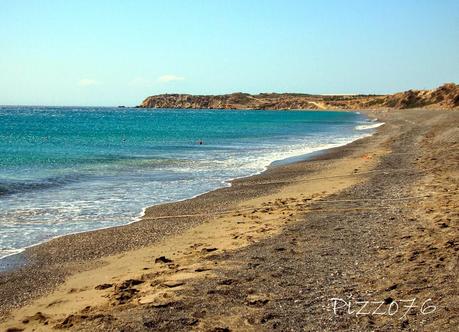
155;256;173;264
95;283;113;290
189;243;205;249
46;299;66;307
21;312;48;326
162;280;185;288
201;247;218;253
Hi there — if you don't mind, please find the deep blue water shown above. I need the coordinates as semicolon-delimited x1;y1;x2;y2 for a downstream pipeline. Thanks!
0;107;379;259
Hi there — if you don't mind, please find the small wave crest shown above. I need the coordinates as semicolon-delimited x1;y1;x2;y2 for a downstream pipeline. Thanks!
0;174;82;196
355;122;384;130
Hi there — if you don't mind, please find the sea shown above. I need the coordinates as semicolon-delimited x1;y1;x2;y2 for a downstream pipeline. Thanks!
0;107;382;261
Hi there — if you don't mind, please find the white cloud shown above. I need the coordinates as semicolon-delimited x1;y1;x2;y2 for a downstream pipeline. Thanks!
157;74;185;83
78;79;100;87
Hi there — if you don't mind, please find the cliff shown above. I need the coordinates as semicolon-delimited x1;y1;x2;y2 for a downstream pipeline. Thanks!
139;83;459;110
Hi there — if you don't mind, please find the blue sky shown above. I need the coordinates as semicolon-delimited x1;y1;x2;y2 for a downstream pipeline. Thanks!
1;0;458;106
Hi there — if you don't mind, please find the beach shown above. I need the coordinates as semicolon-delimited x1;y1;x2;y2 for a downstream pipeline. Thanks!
0;108;370;261
0;109;457;331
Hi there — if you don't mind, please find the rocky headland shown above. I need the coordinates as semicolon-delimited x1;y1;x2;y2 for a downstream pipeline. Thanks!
139;83;459;110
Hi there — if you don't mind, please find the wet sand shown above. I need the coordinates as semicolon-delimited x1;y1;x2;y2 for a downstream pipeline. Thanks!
0;109;457;331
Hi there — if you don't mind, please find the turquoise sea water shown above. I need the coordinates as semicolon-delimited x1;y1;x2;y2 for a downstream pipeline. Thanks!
0;107;380;259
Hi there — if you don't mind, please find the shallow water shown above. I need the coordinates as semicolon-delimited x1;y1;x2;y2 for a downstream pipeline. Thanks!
0;107;378;259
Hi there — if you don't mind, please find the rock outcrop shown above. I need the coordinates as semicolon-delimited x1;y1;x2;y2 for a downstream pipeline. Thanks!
139;83;459;110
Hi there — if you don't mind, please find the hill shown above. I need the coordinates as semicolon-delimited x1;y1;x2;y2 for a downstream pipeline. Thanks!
139;83;459;110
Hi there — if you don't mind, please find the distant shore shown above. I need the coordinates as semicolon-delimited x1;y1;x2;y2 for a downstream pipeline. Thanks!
139;83;458;111
0;109;457;331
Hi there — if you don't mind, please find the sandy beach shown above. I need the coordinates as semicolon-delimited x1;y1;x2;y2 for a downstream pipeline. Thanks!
0;109;457;331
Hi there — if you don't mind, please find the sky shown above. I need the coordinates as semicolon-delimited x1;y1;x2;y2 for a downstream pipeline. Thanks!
0;0;458;106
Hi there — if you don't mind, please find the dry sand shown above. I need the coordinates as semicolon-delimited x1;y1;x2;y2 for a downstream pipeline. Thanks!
0;109;457;331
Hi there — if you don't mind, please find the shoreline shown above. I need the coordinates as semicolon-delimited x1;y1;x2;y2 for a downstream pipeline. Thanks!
1;108;456;331
0;111;377;271
0;110;383;316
